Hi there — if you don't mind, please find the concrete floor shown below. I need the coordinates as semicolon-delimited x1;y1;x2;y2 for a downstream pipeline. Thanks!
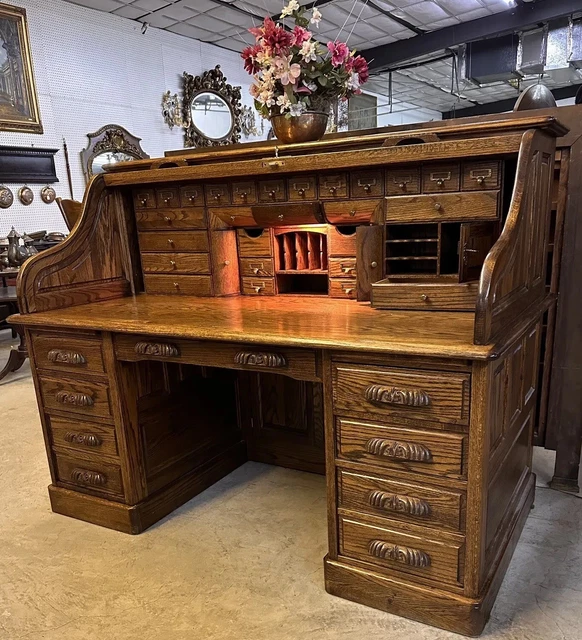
1;358;581;640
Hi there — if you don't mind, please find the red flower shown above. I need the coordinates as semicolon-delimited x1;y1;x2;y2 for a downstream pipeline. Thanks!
352;55;369;84
249;16;276;40
327;41;350;67
292;26;311;46
241;44;262;74
264;23;294;56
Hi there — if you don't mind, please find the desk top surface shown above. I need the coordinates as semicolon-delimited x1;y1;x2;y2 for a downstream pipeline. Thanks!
12;294;500;360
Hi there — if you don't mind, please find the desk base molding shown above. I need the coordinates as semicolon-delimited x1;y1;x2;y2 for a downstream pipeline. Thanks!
48;441;247;534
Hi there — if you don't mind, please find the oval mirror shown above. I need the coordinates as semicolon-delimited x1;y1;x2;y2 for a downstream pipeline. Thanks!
91;151;138;175
190;91;233;140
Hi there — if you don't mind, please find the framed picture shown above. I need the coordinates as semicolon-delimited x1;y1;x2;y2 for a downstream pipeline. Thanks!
0;2;42;133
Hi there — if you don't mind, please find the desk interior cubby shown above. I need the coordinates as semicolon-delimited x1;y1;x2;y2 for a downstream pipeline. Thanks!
274;227;329;295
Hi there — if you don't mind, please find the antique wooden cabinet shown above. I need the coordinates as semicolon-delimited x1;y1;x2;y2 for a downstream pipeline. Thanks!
11;115;564;635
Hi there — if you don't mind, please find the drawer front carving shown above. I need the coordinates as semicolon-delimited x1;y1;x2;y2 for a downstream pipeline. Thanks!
138;231;209;253
462;161;501;191
324;199;381;225
40;376;112;419
54;453;123;498
179;185;204;207
338;469;464;531
133;188;156;209
232;181;257;204
386;168;420;195
205;183;231;206
237;229;273;257
258;179;286;203
385;191;499;223
135;341;180;357
333;364;470;425
156;187;180;208
50;416;118;457
143;274;212;296
141;252;210;275
351;170;384;198
114;335;319;381
422;163;461;193
135;208;206;230
328;227;357;257
336;417;466;478
319;174;348;199
329;257;356;278
339;516;464;586
288;176;316;201
32;332;105;375
241;277;275;295
239;257;275;277
371;282;478;311
329;278;357;299
214;207;256;228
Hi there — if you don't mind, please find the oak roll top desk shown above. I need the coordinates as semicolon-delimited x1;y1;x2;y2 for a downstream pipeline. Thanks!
11;116;565;636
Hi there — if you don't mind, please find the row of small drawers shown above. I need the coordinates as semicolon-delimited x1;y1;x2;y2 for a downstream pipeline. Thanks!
133;161;501;210
332;361;470;588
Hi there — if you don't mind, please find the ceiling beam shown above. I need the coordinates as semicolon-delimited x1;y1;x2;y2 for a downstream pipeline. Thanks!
441;84;582;119
363;0;582;73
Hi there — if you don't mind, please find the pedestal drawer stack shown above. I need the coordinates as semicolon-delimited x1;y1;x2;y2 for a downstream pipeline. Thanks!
330;358;471;591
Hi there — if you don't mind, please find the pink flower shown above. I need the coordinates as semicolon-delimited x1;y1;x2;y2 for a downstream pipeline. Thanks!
351;55;369;84
273;55;301;85
263;22;294;56
292;26;311;46
327;41;350;67
241;44;262;75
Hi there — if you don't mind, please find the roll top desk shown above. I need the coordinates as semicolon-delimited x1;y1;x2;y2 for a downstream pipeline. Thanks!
12;115;564;635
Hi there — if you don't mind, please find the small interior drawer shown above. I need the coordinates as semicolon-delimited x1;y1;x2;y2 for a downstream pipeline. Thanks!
54;452;124;499
328;227;357;257
180;185;204;207
138;231;209;253
143;274;212;296
324;199;382;225
133;188;156;209
422;163;461;193
156;187;180;208
135;208;206;230
31;332;105;375
371;281;478;311
329;278;357;299
258;179;286;203
205;183;231;206
385;192;499;224
319;173;348;199
241;277;275;295
351;170;384;198
385;168;420;195
339;516;464;587
239;257;275;277
333;363;470;425
462;161;501;191
49;416;118;458
212;208;256;228
336;417;467;479
232;181;257;205
141;252;210;275
329;257;357;279
40;375;112;420
288;175;317;201
237;229;273;257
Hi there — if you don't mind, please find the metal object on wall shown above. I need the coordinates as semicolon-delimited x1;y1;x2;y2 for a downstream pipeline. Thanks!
570;18;582;69
240;106;258;138
518;26;548;75
162;91;183;129
0;186;14;209
0;146;59;183
18;186;34;206
40;186;56;204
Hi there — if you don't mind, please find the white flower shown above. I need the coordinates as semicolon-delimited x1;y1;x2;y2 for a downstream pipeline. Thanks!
300;40;317;63
347;71;360;92
289;102;306;116
311;7;322;26
258;89;275;107
281;0;299;18
276;94;292;112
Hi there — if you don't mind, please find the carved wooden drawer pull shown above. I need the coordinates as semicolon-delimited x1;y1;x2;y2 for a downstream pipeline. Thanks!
135;342;180;357
368;540;431;568
365;438;433;462
365;384;430;407
368;490;431;517
56;391;94;407
71;468;107;487
64;432;102;448
47;350;87;365
234;351;287;368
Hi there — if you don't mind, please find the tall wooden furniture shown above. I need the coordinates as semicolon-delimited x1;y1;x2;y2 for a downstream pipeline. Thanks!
11;116;564;636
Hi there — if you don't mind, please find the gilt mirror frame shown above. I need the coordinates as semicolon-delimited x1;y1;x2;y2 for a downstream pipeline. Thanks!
182;65;242;148
80;124;149;182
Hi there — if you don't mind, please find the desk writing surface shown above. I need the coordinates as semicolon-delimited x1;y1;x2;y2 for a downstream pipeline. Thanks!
12;294;494;359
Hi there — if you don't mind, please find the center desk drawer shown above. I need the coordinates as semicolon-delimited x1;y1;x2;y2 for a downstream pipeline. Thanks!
114;336;319;382
31;332;105;375
39;376;112;420
136;208;206;230
339;516;464;587
337;417;467;479
338;468;464;532
385;191;499;223
333;364;470;425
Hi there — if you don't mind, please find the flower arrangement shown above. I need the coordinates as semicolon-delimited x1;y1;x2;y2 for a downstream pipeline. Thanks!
241;0;369;119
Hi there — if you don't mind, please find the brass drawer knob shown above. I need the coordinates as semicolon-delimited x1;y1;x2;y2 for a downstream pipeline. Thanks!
64;432;102;448
164;197;171;204
173;282;180;290
164;216;171;223
363;184;371;193
235;351;287;368
269;190;277;200
254;286;263;293
189;195;197;203
170;260;176;268
341;265;354;274
71;468;107;487
224;260;230;266
371;261;378;268
135;342;180;357
365;437;432;462
368;490;431;517
278;213;284;220
328;186;337;195
398;182;406;189
421;293;428;301
434;203;442;211
214;194;221;202
47;349;86;365
365;384;430;407
239;193;247;202
368;540;431;568
477;176;485;184
167;239;174;246
349;209;357;217
298;188;306;197
56;391;94;407
436;178;444;186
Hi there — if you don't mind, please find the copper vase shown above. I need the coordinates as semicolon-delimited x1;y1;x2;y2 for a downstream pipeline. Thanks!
270;112;329;144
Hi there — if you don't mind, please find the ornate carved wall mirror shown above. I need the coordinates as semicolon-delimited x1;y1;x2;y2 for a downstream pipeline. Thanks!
81;124;149;181
182;66;242;147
